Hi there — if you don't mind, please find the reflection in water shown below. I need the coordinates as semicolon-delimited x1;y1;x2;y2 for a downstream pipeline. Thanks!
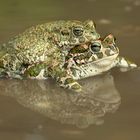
0;74;121;128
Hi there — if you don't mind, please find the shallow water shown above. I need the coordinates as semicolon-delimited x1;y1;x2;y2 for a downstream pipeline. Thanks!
0;0;140;140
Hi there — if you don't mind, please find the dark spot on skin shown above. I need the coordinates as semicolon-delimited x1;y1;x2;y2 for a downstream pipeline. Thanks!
71;39;77;43
76;54;85;60
79;37;85;43
53;27;60;33
63;63;68;69
80;55;86;60
92;56;96;61
96;52;103;59
60;70;67;78
105;49;111;56
81;62;85;65
22;63;29;68
58;80;63;84
65;54;72;60
61;30;69;36
69;45;88;54
86;51;92;57
47;35;53;40
73;56;80;63
0;60;4;68
64;78;75;85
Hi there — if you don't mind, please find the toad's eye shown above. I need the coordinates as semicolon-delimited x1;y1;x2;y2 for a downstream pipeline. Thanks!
90;42;101;53
73;27;84;36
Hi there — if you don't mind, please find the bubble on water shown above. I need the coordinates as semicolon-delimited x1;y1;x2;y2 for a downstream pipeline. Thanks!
124;6;132;12
134;0;140;6
98;19;112;25
37;124;43;130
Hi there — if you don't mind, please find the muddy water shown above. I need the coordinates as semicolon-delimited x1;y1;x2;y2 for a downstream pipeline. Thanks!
0;0;140;140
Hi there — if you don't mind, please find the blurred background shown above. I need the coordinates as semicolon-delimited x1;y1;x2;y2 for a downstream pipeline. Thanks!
0;0;140;140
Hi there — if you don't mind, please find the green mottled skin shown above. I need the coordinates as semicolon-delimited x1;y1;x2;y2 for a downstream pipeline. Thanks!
0;20;137;92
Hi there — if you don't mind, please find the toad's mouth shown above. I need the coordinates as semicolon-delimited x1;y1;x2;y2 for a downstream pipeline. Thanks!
88;53;119;67
72;53;118;69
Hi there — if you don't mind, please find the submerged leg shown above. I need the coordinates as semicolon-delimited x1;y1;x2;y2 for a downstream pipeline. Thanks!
116;56;137;72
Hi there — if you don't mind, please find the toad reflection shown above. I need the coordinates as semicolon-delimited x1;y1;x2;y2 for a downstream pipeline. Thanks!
0;74;121;128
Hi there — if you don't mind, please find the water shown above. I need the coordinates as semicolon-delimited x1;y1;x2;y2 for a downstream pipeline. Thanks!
0;0;140;140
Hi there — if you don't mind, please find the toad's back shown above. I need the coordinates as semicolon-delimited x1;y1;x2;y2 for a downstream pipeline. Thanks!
0;20;99;72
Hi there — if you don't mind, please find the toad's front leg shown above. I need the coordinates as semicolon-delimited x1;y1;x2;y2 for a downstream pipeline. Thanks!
48;66;82;92
116;56;137;72
24;63;82;92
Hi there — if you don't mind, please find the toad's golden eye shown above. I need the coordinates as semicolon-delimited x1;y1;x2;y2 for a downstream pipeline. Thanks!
90;42;101;53
73;27;84;36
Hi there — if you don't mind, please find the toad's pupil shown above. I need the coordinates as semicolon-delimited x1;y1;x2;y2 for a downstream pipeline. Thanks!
90;43;101;52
